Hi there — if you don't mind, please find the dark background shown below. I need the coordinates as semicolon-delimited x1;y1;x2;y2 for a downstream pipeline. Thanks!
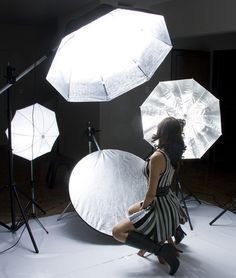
0;0;236;223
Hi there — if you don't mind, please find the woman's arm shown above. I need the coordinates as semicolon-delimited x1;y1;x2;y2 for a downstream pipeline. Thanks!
141;151;165;209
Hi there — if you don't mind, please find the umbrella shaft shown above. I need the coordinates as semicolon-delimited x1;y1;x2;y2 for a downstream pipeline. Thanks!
31;161;36;214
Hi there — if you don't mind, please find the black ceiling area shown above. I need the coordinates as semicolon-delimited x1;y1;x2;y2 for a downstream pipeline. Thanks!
0;0;92;24
0;0;171;25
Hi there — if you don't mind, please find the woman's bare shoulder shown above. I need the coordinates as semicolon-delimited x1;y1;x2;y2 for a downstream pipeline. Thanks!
150;150;165;162
149;150;166;173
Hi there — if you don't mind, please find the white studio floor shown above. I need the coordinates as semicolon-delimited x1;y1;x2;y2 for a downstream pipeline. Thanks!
0;201;236;278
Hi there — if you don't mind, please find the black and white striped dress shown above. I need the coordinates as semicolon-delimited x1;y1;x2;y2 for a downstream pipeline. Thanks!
129;150;187;243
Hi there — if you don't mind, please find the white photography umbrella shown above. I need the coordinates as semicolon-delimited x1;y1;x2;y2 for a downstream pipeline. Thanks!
5;103;60;235
6;103;59;161
140;79;222;159
46;8;172;102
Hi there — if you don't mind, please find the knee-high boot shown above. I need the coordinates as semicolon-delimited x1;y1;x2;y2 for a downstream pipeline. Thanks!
174;225;187;245
126;231;179;275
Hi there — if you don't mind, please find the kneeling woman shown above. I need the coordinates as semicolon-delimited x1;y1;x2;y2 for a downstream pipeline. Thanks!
112;117;188;275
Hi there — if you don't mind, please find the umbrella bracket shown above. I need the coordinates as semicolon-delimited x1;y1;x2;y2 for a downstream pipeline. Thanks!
5;64;16;84
86;121;101;153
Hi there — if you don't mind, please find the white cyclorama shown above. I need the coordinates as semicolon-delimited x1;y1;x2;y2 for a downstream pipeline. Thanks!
46;8;172;102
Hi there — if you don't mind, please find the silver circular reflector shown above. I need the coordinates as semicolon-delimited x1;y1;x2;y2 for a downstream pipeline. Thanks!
69;149;147;235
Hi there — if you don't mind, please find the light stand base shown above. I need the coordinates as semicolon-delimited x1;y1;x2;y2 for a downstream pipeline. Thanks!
7;183;49;235
0;220;11;230
0;182;39;253
21;188;49;234
209;198;236;225
31;213;49;233
175;177;194;230
181;189;202;205
57;202;73;221
26;161;49;235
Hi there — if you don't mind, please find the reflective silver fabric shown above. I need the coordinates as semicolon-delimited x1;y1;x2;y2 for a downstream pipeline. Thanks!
69;149;147;235
140;78;222;159
46;9;172;102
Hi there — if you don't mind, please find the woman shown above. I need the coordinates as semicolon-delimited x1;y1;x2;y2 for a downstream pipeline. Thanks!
112;117;188;275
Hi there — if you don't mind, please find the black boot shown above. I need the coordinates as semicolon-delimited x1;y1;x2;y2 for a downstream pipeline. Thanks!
126;231;179;275
174;226;187;245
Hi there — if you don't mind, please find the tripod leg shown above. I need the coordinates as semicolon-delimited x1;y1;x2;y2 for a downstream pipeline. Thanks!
31;197;47;215
0;221;11;230
209;198;236;226
177;180;193;230
0;185;11;230
184;191;201;205
209;209;228;225
26;171;48;234
13;186;39;253
16;183;47;215
32;215;49;233
57;202;73;221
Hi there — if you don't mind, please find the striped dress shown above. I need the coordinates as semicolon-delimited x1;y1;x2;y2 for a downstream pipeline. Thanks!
129;150;187;243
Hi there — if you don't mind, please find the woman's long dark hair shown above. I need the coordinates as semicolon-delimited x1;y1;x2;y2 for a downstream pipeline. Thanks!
152;117;186;169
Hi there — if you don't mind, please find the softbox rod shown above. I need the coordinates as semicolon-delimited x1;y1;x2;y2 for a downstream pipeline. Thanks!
0;47;57;96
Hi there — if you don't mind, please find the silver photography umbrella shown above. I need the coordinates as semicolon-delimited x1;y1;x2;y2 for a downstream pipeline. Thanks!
46;8;172;102
140;78;222;159
69;149;147;235
6;103;59;160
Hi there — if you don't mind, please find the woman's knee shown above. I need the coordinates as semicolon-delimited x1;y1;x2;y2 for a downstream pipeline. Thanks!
112;225;121;240
112;219;132;241
112;224;133;243
127;206;133;215
128;202;141;215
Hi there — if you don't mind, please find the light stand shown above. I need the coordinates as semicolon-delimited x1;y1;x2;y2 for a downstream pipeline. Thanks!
175;175;196;231
0;50;57;253
174;161;203;231
0;65;39;253
175;171;202;230
87;121;101;153
22;160;48;234
57;121;100;221
177;168;202;206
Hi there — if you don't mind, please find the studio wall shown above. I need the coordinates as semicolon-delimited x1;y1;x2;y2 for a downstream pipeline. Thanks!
1;0;236;164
